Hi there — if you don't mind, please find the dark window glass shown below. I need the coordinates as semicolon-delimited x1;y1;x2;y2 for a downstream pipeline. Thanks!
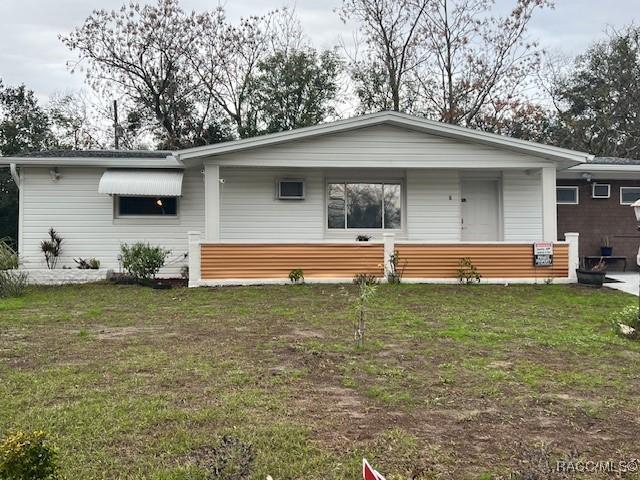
118;196;177;216
279;181;304;198
556;187;577;204
621;187;640;205
328;183;346;228
592;183;610;198
328;182;402;229
347;183;383;228
383;184;402;229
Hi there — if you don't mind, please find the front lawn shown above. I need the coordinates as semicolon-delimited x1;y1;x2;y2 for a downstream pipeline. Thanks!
1;283;638;479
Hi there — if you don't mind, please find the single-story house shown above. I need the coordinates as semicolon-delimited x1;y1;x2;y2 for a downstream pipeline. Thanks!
558;157;640;270
1;111;590;286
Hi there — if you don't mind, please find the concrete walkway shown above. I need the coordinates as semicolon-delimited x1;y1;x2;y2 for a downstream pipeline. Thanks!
606;273;639;296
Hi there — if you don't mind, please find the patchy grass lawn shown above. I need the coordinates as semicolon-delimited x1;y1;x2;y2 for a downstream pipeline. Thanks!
1;283;639;479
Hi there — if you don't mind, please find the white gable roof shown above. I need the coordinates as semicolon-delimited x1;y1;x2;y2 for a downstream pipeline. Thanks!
177;111;592;167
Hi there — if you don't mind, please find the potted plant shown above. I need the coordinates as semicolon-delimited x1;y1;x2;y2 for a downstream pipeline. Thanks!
600;236;613;256
576;258;607;287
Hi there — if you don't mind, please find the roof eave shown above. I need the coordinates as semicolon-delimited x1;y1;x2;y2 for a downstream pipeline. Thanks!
176;111;592;166
0;154;183;169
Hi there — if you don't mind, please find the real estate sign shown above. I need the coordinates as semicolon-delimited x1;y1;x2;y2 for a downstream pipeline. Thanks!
533;242;554;267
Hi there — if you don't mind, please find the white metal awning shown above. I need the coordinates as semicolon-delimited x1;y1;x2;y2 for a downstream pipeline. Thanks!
98;170;184;196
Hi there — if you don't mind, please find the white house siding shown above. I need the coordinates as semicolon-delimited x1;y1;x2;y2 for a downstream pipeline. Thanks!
502;170;544;241
406;169;461;241
20;166;204;274
212;125;558;169
219;167;325;241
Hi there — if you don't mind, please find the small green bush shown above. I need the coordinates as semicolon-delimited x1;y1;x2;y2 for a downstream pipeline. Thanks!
0;239;19;270
457;257;481;284
610;304;639;339
119;243;170;280
74;258;100;270
40;229;63;270
353;272;379;286
0;430;59;480
288;269;304;284
0;270;28;298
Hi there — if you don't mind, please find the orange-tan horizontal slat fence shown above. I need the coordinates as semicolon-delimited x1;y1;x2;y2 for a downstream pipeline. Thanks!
395;243;569;278
201;243;384;280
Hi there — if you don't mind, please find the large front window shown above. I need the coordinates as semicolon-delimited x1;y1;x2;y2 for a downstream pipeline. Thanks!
328;182;401;229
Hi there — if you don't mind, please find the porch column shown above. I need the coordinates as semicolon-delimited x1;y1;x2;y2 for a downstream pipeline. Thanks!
565;232;579;282
541;167;557;242
187;231;201;287
204;163;220;241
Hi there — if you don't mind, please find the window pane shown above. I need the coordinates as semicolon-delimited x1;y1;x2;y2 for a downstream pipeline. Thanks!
327;183;345;228
556;187;577;204
347;183;382;228
280;181;304;198
593;183;610;197
621;187;640;205
118;196;177;216
383;184;401;228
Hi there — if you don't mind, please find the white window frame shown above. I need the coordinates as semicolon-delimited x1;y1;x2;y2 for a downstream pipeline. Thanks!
591;183;611;199
114;195;179;219
620;186;640;205
325;179;404;231
556;186;579;205
276;178;305;200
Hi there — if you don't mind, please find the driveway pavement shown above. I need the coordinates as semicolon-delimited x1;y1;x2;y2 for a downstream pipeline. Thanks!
606;272;639;296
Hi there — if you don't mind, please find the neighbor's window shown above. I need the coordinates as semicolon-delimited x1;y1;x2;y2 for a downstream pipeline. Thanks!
556;186;579;205
592;183;611;199
117;196;178;216
620;186;640;205
328;182;401;229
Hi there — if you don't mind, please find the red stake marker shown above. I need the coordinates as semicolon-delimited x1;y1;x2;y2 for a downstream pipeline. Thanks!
363;458;386;480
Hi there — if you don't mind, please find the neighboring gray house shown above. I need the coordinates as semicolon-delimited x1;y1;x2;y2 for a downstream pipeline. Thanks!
1;111;590;285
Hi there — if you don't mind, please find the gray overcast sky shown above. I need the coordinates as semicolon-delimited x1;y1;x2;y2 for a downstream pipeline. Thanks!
0;0;637;102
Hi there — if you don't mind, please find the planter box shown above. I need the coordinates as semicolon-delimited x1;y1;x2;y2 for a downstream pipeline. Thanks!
576;269;606;287
22;269;109;285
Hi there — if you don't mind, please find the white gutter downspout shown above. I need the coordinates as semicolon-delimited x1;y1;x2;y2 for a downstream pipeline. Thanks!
9;163;20;186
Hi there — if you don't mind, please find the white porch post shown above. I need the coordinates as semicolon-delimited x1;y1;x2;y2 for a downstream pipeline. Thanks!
565;232;579;282
204;163;220;241
187;231;201;288
383;233;395;279
541;166;557;242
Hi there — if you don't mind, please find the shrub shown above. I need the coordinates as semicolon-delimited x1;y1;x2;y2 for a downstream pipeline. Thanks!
0;239;19;270
74;258;100;270
180;265;189;280
40;229;63;270
386;251;405;284
355;234;372;242
354;280;377;347
0;270;29;298
457;257;481;284
193;436;255;480
288;269;304;284
353;272;379;286
119;243;170;280
610;304;639;339
0;430;59;480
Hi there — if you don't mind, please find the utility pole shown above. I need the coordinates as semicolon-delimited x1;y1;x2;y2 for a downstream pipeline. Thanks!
113;99;119;150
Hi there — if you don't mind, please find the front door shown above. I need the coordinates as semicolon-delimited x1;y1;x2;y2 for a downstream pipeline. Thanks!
461;180;500;241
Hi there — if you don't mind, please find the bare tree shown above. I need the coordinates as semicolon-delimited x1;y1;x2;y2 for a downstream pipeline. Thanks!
61;0;205;148
188;10;283;138
417;0;552;126
48;91;106;149
339;0;431;112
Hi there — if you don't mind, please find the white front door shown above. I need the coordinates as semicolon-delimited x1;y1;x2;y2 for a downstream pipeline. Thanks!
461;180;500;241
